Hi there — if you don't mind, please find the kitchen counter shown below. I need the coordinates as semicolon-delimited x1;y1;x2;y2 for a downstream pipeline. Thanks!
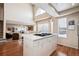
22;33;55;41
23;33;57;56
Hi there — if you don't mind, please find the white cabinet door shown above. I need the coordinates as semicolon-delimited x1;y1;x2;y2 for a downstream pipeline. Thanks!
39;39;48;55
32;41;39;55
31;36;57;56
37;36;57;55
47;36;57;54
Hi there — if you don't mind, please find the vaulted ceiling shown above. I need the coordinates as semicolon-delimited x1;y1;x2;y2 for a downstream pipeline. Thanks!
51;3;79;12
33;3;79;17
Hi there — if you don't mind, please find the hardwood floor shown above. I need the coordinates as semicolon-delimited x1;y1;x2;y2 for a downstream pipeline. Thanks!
0;40;23;56
51;44;79;56
0;40;79;56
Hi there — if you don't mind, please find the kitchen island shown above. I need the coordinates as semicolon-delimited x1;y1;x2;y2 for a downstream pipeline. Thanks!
23;33;57;56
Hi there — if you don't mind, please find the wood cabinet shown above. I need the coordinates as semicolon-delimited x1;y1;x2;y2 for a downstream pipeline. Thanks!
0;21;3;38
0;3;4;38
0;3;4;21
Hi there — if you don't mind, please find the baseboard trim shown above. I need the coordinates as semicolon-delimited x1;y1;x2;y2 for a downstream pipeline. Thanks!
57;44;79;50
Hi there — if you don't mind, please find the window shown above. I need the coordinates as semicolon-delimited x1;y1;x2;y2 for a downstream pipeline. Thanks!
37;23;49;33
58;18;67;38
35;8;46;16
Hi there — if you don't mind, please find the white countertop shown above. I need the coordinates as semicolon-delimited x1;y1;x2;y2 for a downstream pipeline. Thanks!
22;33;54;41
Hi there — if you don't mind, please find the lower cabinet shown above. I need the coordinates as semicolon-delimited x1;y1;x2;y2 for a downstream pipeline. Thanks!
32;36;57;56
23;35;57;56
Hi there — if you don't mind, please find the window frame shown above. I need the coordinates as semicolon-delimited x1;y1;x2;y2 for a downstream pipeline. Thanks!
58;17;67;38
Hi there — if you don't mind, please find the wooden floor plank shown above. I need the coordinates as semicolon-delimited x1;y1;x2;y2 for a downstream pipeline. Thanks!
0;40;23;56
52;44;79;56
0;40;79;56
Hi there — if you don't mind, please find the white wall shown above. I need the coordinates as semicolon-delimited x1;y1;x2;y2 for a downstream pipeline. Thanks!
4;3;34;39
4;3;34;25
56;12;79;49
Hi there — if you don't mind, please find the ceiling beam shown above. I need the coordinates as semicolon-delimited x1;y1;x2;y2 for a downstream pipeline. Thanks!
48;3;59;14
49;3;79;17
33;3;79;17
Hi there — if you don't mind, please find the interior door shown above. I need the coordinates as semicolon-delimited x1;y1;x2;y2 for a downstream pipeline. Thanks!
0;21;3;38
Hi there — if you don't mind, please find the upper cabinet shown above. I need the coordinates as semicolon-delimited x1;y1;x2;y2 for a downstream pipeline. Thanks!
4;3;34;25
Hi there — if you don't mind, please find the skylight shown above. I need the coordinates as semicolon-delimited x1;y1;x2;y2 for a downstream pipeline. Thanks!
35;8;46;16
